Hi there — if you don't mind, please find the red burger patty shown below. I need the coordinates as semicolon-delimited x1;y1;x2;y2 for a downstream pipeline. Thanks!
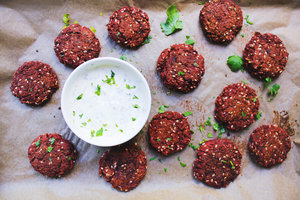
157;44;205;93
107;6;151;48
215;83;260;131
148;111;191;156
199;0;243;44
193;138;242;188
28;133;77;178
99;143;147;192
10;61;59;105
248;125;291;168
243;32;289;80
54;24;101;68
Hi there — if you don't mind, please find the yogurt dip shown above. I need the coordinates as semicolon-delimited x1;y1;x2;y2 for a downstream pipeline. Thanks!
61;57;151;146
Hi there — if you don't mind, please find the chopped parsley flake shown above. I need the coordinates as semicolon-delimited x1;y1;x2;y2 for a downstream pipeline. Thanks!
157;139;161;142
132;117;136;121
229;160;235;169
198;1;205;4
133;104;139;108
207;132;213;138
185;35;195;45
133;95;139;99
166;138;172;141
158;105;169;114
90;26;96;33
76;93;83;100
87;118;91;122
95;85;101;96
103;124;107;127
218;127;225;138
160;4;183;36
164;168;167;173
213;123;220;131
241;112;247;117
91;130;95;137
221;160;227;163
120;55;127;61
180;162;187;167
142;36;153;45
149;157;156;161
245;15;253;25
96;128;103;136
204;117;212;126
253;97;257;103
265;77;272;87
119;129;123;133
72;111;75;116
256;111;262;121
126;84;136;89
116;32;120;36
49;137;55;145
152;91;156;95
47;146;53;153
79;113;83;118
227;55;243;72
241;33;245;37
81;122;87;126
178;71;185;76
242;80;247;84
183;111;193;117
198;124;205;132
188;143;199;151
35;140;41;147
177;156;181;161
68;157;72;161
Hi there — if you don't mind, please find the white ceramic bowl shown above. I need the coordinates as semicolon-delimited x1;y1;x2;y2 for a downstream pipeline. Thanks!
61;57;151;147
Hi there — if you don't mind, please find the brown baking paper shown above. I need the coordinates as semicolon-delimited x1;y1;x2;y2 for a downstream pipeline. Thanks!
0;0;300;199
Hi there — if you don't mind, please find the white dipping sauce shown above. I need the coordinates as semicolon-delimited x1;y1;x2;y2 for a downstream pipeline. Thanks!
61;58;151;146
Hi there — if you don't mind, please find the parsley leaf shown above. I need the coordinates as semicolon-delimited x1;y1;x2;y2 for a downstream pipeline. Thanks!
160;4;183;36
227;55;243;72
178;71;185;76
183;111;193;117
76;93;83;100
188;143;199;150
149;157;156;161
142;36;153;45
264;77;272;87
241;33;245;38
79;113;83;118
207;132;213;138
95;85;101;96
132;117;136;121
198;124;205;132
133;104;139;108
245;15;253;25
63;14;70;27
185;35;195;45
268;83;280;101
72;111;76;116
204;117;212;126
158;105;169;113
91;130;95;137
102;71;116;85
164;168;167;173
180;162;187;167
133;95;139;99
256;111;262;121
126;84;136;89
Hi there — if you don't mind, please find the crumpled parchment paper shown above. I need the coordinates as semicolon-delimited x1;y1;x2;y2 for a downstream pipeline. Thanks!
0;0;299;199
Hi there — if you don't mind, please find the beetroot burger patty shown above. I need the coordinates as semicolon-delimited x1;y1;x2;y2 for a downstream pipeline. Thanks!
199;0;243;44
149;111;191;156
193;138;242;188
28;133;77;178
248;125;291;168
54;24;101;68
215;83;259;131
107;6;151;48
10;61;59;105
99;143;147;192
157;44;205;93
243;32;289;80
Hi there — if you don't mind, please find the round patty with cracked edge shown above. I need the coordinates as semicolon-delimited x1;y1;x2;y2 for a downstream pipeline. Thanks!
215;83;260;131
199;0;243;44
149;111;191;156
10;61;59;106
157;44;205;93
243;32;289;80
28;133;78;178
99;143;147;192
54;23;101;68
107;6;151;48
248;125;291;168
193;138;242;189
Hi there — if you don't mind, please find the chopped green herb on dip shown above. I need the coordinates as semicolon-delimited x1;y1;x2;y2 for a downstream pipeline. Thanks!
132;117;136;121
76;93;83;100
160;4;183;36
91;130;95;137
79;113;83;118
96;128;103;136
126;84;136;89
95;85;101;96
72;111;76;116
133;95;139;99
133;104;139;108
